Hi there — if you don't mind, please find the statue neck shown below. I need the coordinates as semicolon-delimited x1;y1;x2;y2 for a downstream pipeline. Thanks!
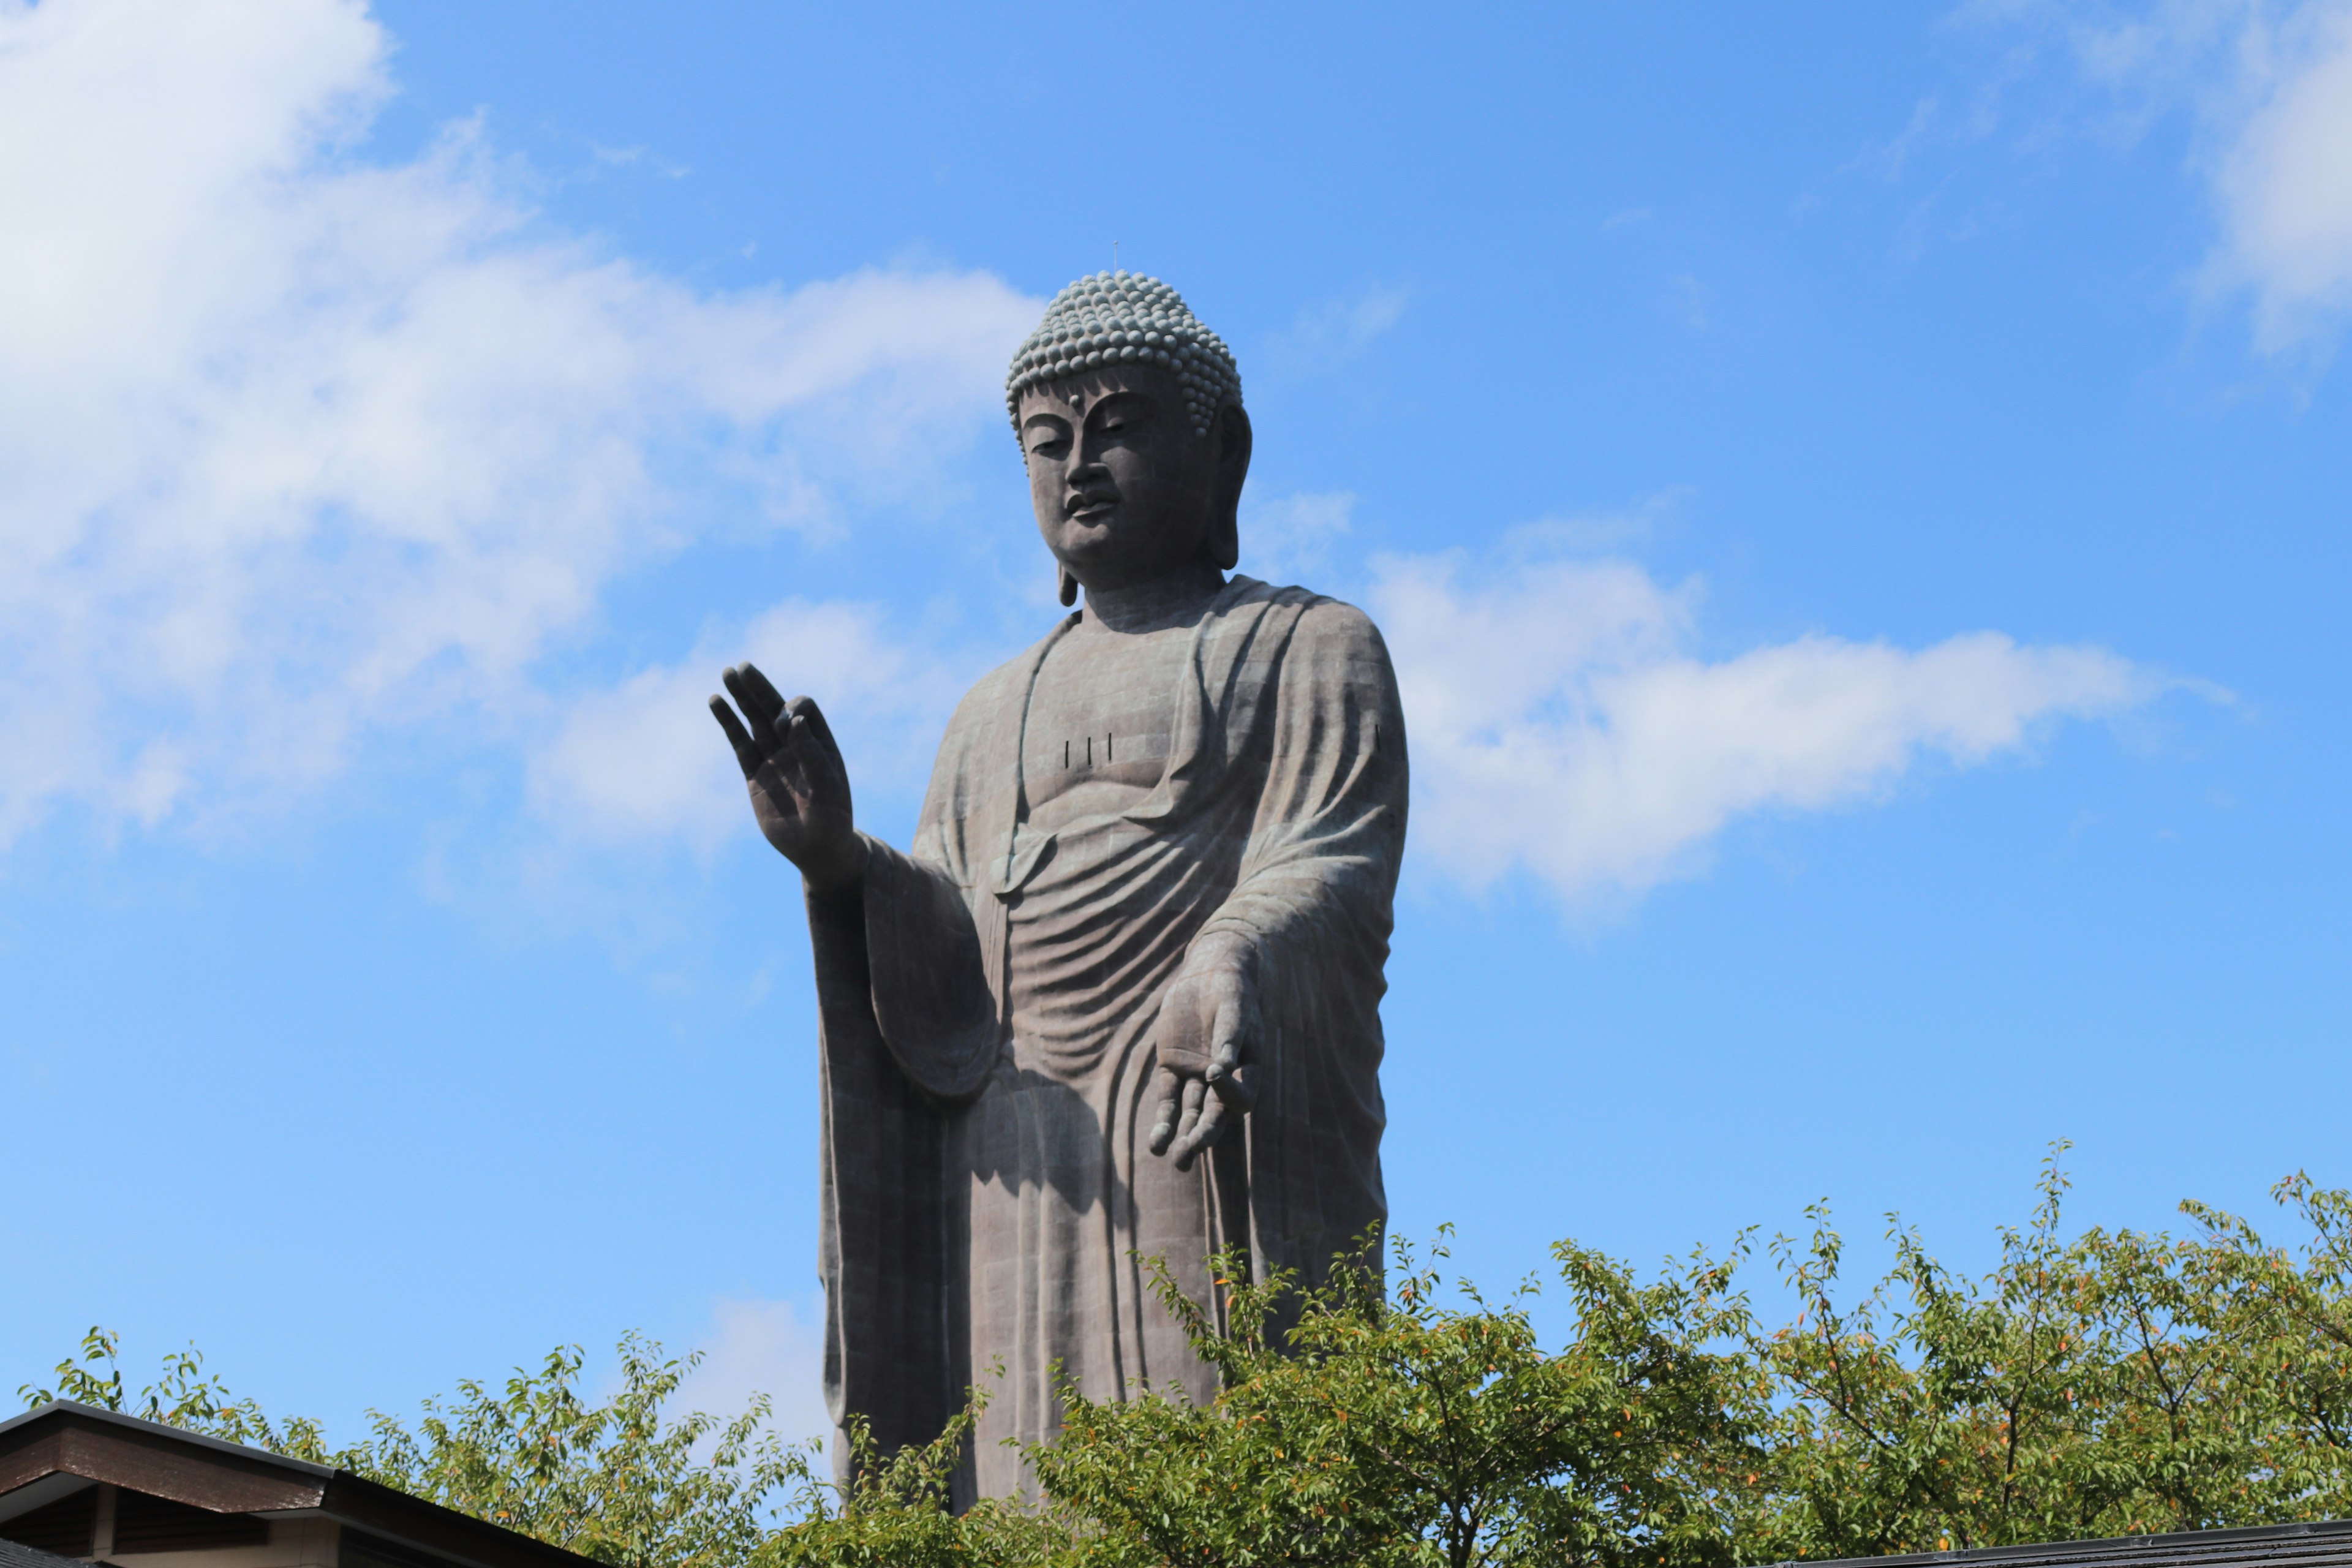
1080;562;1226;633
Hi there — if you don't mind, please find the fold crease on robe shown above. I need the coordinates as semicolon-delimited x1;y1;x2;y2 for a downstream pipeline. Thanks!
804;575;1408;1501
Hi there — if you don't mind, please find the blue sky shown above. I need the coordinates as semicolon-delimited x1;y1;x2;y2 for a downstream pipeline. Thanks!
2;0;2348;1445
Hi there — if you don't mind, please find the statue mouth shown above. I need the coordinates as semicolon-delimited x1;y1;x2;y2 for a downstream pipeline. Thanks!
1066;496;1118;521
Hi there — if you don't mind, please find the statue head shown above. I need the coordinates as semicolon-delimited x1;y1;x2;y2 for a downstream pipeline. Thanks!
1006;272;1253;605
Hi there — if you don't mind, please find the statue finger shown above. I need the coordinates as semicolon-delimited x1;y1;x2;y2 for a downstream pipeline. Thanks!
739;663;794;725
785;711;829;771
1168;1077;1208;1169
708;696;758;774
1147;1065;1184;1156
1177;1091;1230;1171
722;666;782;750
1202;986;1254;1112
1171;1079;1215;1170
785;695;845;763
1204;996;1248;1079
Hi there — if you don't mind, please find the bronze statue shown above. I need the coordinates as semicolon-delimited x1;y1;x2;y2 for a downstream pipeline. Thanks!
709;271;1409;1501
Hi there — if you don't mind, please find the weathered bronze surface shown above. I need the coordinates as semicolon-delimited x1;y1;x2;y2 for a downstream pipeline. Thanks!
710;273;1409;1501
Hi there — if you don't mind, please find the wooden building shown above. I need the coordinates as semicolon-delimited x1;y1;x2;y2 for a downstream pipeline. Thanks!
0;1403;593;1568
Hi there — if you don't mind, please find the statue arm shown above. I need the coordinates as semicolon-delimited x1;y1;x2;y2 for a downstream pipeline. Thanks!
711;658;1001;1105
814;684;1006;1107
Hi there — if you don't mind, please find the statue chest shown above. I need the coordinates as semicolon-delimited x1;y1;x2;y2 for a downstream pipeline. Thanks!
1019;619;1194;821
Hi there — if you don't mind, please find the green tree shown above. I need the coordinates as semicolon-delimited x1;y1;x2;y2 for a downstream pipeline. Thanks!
757;1403;1069;1568
1747;1151;2352;1558
24;1326;368;1465
40;1161;2352;1568
1032;1232;1770;1568
2169;1171;2352;1518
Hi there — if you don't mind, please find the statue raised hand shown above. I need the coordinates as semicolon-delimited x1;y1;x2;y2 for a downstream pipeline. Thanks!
708;663;868;895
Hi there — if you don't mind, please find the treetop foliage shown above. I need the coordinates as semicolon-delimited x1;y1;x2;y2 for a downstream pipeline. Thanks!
30;1152;2352;1568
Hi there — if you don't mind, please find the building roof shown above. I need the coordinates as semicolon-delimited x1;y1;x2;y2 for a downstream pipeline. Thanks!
0;1402;595;1568
1793;1519;2352;1568
0;1539;89;1568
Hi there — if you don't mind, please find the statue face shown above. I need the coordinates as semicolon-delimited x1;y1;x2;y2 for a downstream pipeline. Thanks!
1017;364;1246;594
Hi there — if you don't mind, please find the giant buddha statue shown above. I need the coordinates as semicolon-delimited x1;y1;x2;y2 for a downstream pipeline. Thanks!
709;271;1409;1502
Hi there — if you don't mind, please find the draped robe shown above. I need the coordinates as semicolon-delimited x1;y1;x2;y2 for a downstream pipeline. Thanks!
804;575;1408;1501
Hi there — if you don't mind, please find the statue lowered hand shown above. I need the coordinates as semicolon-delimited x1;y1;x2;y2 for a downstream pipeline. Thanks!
1149;930;1261;1170
709;663;868;895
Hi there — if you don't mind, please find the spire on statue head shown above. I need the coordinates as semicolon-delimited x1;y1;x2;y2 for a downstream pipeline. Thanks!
1004;271;1243;440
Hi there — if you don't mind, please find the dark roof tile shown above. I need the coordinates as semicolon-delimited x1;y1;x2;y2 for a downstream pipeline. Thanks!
1790;1520;2352;1568
0;1539;87;1568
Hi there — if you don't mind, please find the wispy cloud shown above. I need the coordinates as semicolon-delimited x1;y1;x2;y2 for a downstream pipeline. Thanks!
1967;0;2352;352
1499;491;1689;556
674;1296;832;1454
1664;271;1713;330
551;527;2181;911
1264;283;1411;374
1370;549;2176;902
1238;490;1358;588
533;599;971;851
2179;1;2352;346
0;0;1036;845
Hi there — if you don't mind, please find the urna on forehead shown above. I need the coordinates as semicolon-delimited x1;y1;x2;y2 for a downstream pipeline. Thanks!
1004;270;1244;439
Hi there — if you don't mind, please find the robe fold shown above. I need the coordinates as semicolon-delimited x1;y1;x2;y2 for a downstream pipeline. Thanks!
807;575;1408;1501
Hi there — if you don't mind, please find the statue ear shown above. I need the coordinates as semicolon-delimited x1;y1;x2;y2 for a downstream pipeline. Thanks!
1057;562;1079;606
1207;404;1251;573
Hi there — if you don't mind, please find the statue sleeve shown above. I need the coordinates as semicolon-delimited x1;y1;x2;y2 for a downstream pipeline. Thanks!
1196;597;1408;1292
853;834;1000;1104
806;873;953;1467
805;707;1008;1475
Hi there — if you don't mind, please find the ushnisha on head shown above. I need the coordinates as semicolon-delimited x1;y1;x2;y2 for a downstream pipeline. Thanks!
1009;271;1254;608
1005;271;1242;439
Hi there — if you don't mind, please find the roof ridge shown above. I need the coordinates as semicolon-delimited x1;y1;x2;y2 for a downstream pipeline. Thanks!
1774;1519;2352;1568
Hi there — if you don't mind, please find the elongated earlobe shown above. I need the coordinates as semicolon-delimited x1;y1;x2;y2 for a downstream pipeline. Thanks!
1058;563;1079;606
1206;511;1239;572
1208;403;1251;573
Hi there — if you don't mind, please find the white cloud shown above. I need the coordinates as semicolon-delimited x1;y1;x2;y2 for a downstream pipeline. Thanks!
554;545;2173;908
1266;283;1411;372
675;1296;832;1453
1238;490;1357;587
1996;0;2352;349
533;599;968;851
1326;285;1411;349
2207;2;2352;342
0;0;1036;844
1371;552;2166;900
